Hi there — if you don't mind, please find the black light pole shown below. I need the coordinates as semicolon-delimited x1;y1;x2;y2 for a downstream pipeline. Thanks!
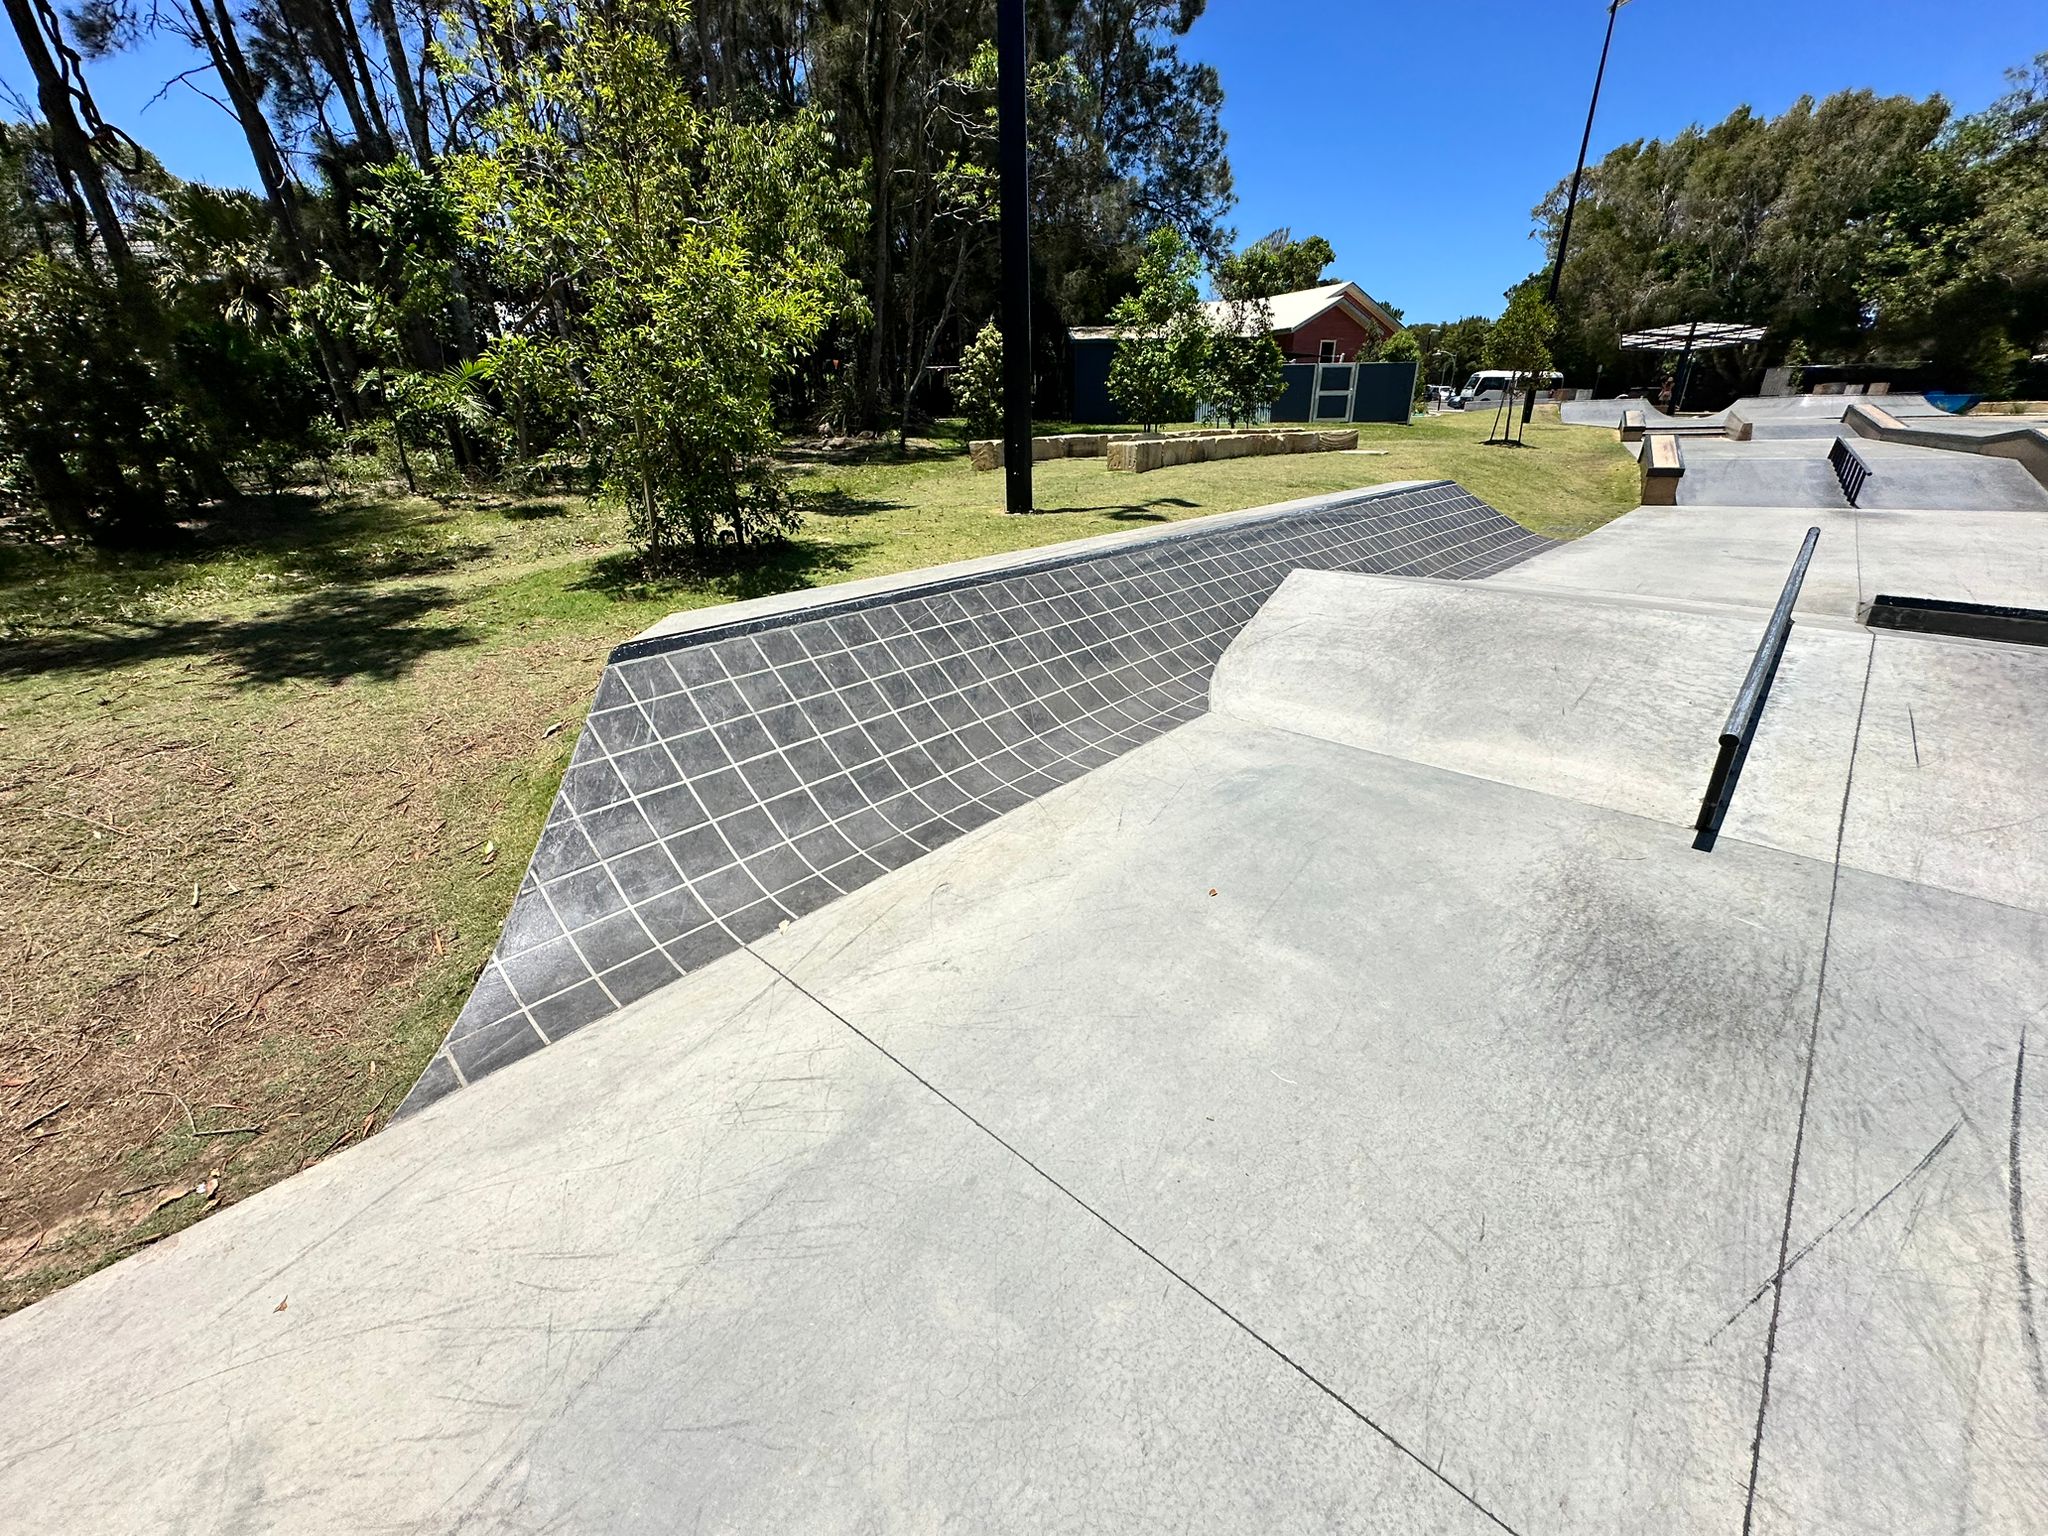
1523;0;1629;425
996;0;1032;513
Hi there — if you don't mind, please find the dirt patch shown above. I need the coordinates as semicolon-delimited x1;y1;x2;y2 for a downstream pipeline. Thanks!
0;630;595;1313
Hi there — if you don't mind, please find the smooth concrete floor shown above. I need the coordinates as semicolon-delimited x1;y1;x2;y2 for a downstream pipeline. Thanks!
1506;502;2048;620
1668;435;2048;512
5;475;2047;1533
2;619;2043;1532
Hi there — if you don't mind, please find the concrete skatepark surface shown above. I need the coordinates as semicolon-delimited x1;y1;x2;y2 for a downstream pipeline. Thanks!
1670;435;2048;511
2;462;2046;1532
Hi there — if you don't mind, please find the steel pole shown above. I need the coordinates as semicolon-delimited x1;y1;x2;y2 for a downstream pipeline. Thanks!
1523;0;1625;425
996;0;1033;513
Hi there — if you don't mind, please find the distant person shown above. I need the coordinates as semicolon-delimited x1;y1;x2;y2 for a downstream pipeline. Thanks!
1656;378;1674;411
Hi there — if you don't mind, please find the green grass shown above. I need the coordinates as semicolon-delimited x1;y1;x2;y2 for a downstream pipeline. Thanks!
0;409;1635;1312
789;406;1635;561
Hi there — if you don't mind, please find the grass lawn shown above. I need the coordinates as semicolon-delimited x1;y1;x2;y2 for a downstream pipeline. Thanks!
0;407;1633;1311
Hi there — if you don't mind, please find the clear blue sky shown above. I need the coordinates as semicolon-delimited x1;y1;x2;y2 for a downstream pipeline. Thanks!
1191;0;2045;320
2;0;2041;323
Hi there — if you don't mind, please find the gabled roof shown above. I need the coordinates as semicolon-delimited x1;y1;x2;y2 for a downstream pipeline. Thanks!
1206;281;1401;338
1065;281;1401;344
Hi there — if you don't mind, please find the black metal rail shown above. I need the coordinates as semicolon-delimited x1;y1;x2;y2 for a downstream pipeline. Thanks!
1693;527;1822;852
1827;436;1870;506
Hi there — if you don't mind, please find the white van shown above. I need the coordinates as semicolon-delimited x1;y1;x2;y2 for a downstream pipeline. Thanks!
1454;370;1563;409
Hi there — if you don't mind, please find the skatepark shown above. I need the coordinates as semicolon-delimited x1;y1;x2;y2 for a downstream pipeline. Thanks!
0;400;2044;1533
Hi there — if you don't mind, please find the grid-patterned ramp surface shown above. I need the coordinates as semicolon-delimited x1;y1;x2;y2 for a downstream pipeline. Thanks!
401;482;1551;1111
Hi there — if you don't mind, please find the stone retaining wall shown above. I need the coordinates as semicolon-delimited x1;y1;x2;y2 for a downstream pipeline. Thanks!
1105;429;1358;474
969;428;1357;473
968;433;1112;471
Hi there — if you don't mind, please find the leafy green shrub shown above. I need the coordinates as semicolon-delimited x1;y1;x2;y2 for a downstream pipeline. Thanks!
1203;297;1284;426
954;321;1004;437
1108;228;1210;432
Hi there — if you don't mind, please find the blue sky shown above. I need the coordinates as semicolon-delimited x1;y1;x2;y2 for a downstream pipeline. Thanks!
2;0;2041;322
1192;0;2045;320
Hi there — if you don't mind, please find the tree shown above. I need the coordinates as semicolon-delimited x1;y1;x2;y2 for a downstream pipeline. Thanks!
1106;226;1207;430
1378;327;1424;405
1529;88;1949;393
1405;315;1493;394
1861;54;2048;392
1215;228;1333;300
442;0;862;564
1483;286;1553;445
1203;295;1283;425
953;319;1003;436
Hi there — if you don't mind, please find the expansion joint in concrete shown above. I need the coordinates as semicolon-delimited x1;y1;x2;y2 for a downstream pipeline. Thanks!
1740;633;1876;1534
735;941;1529;1536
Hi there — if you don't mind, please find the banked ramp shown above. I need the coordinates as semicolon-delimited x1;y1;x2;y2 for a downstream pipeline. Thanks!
403;481;1552;1110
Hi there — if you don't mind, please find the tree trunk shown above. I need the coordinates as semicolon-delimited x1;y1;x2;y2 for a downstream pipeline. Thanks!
1;0;133;276
302;0;387;154
365;0;434;162
190;0;312;268
858;1;901;427
332;0;396;153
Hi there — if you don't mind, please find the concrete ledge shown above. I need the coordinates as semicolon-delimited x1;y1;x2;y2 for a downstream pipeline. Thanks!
1641;434;1683;505
1619;409;1647;443
1845;399;2048;492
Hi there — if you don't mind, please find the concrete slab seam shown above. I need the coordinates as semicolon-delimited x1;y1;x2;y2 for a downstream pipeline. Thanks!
1740;632;1877;1535
733;942;1530;1536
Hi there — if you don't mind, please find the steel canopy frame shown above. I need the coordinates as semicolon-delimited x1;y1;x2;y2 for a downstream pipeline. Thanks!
1621;321;1767;413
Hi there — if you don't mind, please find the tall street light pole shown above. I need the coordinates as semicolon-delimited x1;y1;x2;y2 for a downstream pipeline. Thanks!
1524;0;1629;425
996;0;1033;513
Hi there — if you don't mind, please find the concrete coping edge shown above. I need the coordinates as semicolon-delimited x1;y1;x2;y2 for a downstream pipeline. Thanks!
615;480;1453;660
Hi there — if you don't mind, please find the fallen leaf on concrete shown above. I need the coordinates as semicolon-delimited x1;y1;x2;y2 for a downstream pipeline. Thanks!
274;1297;287;1313
1208;888;1218;897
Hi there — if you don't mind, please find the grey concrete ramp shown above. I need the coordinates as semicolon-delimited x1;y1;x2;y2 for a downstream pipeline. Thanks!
1219;569;2048;913
1508;502;2048;619
1671;435;2048;511
1852;438;2048;511
1560;397;1729;429
1675;439;1849;508
401;481;1551;1113
1210;570;1867;862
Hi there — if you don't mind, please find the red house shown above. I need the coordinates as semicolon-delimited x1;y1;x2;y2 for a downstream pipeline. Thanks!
1205;281;1402;363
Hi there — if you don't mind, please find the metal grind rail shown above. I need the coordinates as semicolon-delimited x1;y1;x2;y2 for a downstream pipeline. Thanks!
1828;437;1871;506
1693;527;1823;852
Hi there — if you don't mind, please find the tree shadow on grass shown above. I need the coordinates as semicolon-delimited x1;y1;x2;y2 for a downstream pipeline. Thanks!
0;585;476;688
1030;495;1201;522
8;491;498;608
496;500;570;521
571;533;878;608
802;488;905;520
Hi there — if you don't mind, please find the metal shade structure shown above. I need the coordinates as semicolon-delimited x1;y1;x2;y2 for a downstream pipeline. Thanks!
1622;321;1767;412
1620;322;1767;351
